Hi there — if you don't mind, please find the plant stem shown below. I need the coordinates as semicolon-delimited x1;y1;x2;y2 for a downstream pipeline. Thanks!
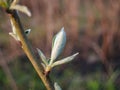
7;10;54;90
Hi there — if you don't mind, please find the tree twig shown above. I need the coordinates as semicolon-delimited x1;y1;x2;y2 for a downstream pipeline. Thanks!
7;10;54;90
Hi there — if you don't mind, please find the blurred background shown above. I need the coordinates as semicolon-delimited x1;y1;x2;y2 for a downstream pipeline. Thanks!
0;0;120;90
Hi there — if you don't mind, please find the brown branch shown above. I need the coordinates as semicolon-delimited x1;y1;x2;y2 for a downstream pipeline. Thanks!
92;42;113;76
7;10;54;90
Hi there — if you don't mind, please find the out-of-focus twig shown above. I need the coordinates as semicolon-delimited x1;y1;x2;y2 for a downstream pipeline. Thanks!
44;0;54;54
91;42;112;75
0;51;18;90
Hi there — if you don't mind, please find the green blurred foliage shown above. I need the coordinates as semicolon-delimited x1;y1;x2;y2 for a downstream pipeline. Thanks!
8;57;45;90
0;55;120;90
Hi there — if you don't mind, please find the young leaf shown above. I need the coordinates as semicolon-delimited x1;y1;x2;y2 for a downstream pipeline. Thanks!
9;19;20;41
50;27;66;64
41;63;46;70
25;29;31;36
9;0;31;17
52;53;79;68
10;4;31;17
10;18;16;34
37;48;48;66
54;82;62;90
9;32;18;40
52;34;56;49
10;0;19;6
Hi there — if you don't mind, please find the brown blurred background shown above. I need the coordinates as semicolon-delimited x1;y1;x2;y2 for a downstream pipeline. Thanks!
0;0;120;90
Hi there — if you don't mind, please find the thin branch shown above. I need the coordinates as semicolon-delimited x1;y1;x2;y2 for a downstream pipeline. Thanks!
7;10;54;90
